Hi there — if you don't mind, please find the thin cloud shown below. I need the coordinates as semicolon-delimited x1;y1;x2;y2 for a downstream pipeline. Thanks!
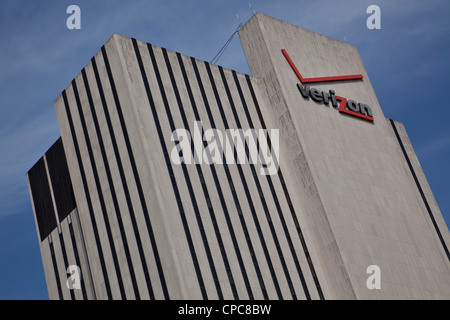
417;135;450;158
0;111;60;217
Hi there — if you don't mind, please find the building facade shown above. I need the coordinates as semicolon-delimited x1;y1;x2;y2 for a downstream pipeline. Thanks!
27;13;450;299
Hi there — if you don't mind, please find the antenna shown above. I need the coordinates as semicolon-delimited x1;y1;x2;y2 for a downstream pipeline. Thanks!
249;3;256;15
236;14;241;26
344;36;348;43
210;23;242;65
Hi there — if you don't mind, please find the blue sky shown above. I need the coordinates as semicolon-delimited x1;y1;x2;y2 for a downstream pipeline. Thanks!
0;0;448;299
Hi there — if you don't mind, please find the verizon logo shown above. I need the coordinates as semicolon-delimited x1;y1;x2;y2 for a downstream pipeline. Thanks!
297;83;373;121
282;49;374;122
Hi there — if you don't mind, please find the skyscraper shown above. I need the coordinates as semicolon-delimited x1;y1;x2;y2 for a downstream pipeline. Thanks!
27;13;450;300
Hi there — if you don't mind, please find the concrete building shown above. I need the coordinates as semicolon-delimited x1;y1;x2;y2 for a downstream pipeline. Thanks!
27;13;450;300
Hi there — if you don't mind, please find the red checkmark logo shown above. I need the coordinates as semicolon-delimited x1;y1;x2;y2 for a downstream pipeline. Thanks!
283;49;373;122
282;49;363;83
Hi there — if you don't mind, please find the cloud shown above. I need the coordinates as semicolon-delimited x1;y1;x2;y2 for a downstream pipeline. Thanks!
416;135;450;158
0;111;60;217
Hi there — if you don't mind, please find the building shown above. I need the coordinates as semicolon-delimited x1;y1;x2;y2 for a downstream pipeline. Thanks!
27;13;450;300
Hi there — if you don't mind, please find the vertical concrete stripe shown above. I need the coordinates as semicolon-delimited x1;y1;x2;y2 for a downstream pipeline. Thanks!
62;220;82;300
150;45;225;299
68;220;87;299
190;57;269;300
70;209;97;299
62;90;113;299
177;53;255;300
81;68;142;299
219;66;298;299
146;41;220;298
43;154;61;234
245;74;325;300
99;47;170;299
72;79;126;299
232;70;310;299
89;58;155;299
58;232;75;300
131;39;208;299
28;158;57;240
162;48;238;299
390;119;450;261
71;79;127;299
49;239;63;299
45;138;76;223
43;142;76;300
206;63;283;299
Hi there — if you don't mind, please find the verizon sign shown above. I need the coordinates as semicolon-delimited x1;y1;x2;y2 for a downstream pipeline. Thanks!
282;49;374;122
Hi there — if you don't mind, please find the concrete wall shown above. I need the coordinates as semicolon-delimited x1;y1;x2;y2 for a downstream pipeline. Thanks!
27;140;94;300
239;13;450;299
55;36;179;299
114;34;323;299
52;31;327;299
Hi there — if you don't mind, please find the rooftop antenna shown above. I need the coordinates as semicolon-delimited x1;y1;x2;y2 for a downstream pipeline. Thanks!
344;36;348;43
210;23;242;64
249;3;256;15
236;14;242;27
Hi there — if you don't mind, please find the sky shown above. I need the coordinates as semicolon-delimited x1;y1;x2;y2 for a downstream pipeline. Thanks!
0;0;448;299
